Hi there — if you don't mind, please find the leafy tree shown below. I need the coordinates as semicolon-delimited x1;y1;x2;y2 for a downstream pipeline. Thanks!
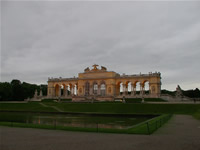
0;82;12;101
11;79;24;100
0;80;48;101
182;88;200;98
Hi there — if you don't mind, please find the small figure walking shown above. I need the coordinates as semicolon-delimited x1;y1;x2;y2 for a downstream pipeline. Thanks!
123;96;126;103
194;98;196;103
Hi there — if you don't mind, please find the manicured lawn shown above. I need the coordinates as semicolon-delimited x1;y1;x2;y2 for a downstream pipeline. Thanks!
43;102;200;115
193;109;200;120
0;102;56;112
1;102;200;115
125;98;167;103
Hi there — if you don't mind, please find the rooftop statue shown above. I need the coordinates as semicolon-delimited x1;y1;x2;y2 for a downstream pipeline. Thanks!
101;66;107;71
84;67;90;72
92;64;99;70
176;85;183;98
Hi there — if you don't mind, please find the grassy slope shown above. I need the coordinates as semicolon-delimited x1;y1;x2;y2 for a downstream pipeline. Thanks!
44;102;200;115
1;102;200;116
0;102;56;112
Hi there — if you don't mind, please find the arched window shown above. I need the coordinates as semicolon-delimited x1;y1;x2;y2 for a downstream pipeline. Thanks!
79;88;82;94
60;85;64;96
93;83;98;95
152;86;155;93
49;89;51;94
120;83;123;94
55;84;60;97
73;84;78;95
135;81;141;95
66;84;71;95
85;82;90;96
144;81;150;94
108;87;111;93
127;82;132;95
100;83;106;96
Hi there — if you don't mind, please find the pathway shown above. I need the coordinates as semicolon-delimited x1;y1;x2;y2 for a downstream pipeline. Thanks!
39;102;64;112
1;115;200;150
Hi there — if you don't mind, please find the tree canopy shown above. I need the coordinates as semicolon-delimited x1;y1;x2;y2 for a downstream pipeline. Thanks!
0;80;47;101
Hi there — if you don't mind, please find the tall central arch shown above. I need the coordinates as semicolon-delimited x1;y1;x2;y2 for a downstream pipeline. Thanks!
85;82;90;96
100;83;106;96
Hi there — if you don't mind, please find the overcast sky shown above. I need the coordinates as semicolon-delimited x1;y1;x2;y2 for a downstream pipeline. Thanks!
1;1;200;90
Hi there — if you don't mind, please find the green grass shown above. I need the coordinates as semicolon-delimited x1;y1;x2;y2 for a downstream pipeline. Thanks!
125;98;167;103
1;102;200;115
41;102;200;115
41;98;72;102
0;102;56;112
193;109;200;120
128;114;172;134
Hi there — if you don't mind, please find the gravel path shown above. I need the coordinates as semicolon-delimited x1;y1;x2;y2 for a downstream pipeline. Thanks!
39;103;64;112
1;115;200;150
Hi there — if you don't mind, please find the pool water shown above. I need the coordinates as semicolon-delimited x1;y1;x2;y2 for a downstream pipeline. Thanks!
0;112;155;129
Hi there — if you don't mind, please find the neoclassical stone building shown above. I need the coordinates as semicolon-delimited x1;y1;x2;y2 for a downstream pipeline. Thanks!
47;64;161;101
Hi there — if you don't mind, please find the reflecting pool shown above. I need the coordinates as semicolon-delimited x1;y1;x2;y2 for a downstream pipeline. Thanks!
0;112;156;129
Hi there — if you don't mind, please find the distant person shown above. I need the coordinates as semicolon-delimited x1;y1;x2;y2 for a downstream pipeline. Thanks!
123;96;126;103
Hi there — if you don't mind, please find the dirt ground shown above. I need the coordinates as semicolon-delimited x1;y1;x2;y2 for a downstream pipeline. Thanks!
1;115;200;150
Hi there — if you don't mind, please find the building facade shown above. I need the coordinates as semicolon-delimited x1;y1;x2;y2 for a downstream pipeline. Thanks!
47;64;161;101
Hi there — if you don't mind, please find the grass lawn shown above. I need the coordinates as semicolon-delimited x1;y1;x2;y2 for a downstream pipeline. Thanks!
0;102;56;112
1;102;200;116
41;102;200;116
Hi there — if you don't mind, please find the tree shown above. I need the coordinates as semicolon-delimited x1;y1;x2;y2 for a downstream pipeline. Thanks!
0;82;12;101
11;79;24;100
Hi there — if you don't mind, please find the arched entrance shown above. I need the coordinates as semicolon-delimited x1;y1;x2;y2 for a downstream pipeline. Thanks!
100;83;106;96
55;84;60;97
85;82;90;96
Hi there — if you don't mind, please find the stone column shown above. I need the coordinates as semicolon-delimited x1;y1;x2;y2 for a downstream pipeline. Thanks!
118;84;121;96
125;85;128;95
65;88;68;97
105;84;107;96
59;86;61;97
90;85;93;96
131;84;134;95
52;87;55;97
71;86;74;96
112;84;116;96
40;89;43;97
123;84;126;96
83;86;85;96
63;86;66;97
140;83;143;96
98;85;101;96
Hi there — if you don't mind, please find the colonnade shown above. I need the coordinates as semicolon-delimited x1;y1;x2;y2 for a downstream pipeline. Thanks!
53;84;78;97
49;81;154;98
117;81;150;96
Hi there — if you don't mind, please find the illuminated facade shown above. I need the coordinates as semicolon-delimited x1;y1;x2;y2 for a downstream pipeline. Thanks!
47;64;161;101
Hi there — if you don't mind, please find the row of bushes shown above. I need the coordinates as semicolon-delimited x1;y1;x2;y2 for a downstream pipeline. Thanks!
41;98;166;103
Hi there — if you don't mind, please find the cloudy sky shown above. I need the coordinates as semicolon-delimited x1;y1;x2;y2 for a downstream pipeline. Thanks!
1;1;200;90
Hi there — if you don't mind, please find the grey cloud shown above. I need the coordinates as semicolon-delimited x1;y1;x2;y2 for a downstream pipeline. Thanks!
1;1;200;90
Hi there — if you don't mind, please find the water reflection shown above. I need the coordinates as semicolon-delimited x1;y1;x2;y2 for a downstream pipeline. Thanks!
0;112;154;129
